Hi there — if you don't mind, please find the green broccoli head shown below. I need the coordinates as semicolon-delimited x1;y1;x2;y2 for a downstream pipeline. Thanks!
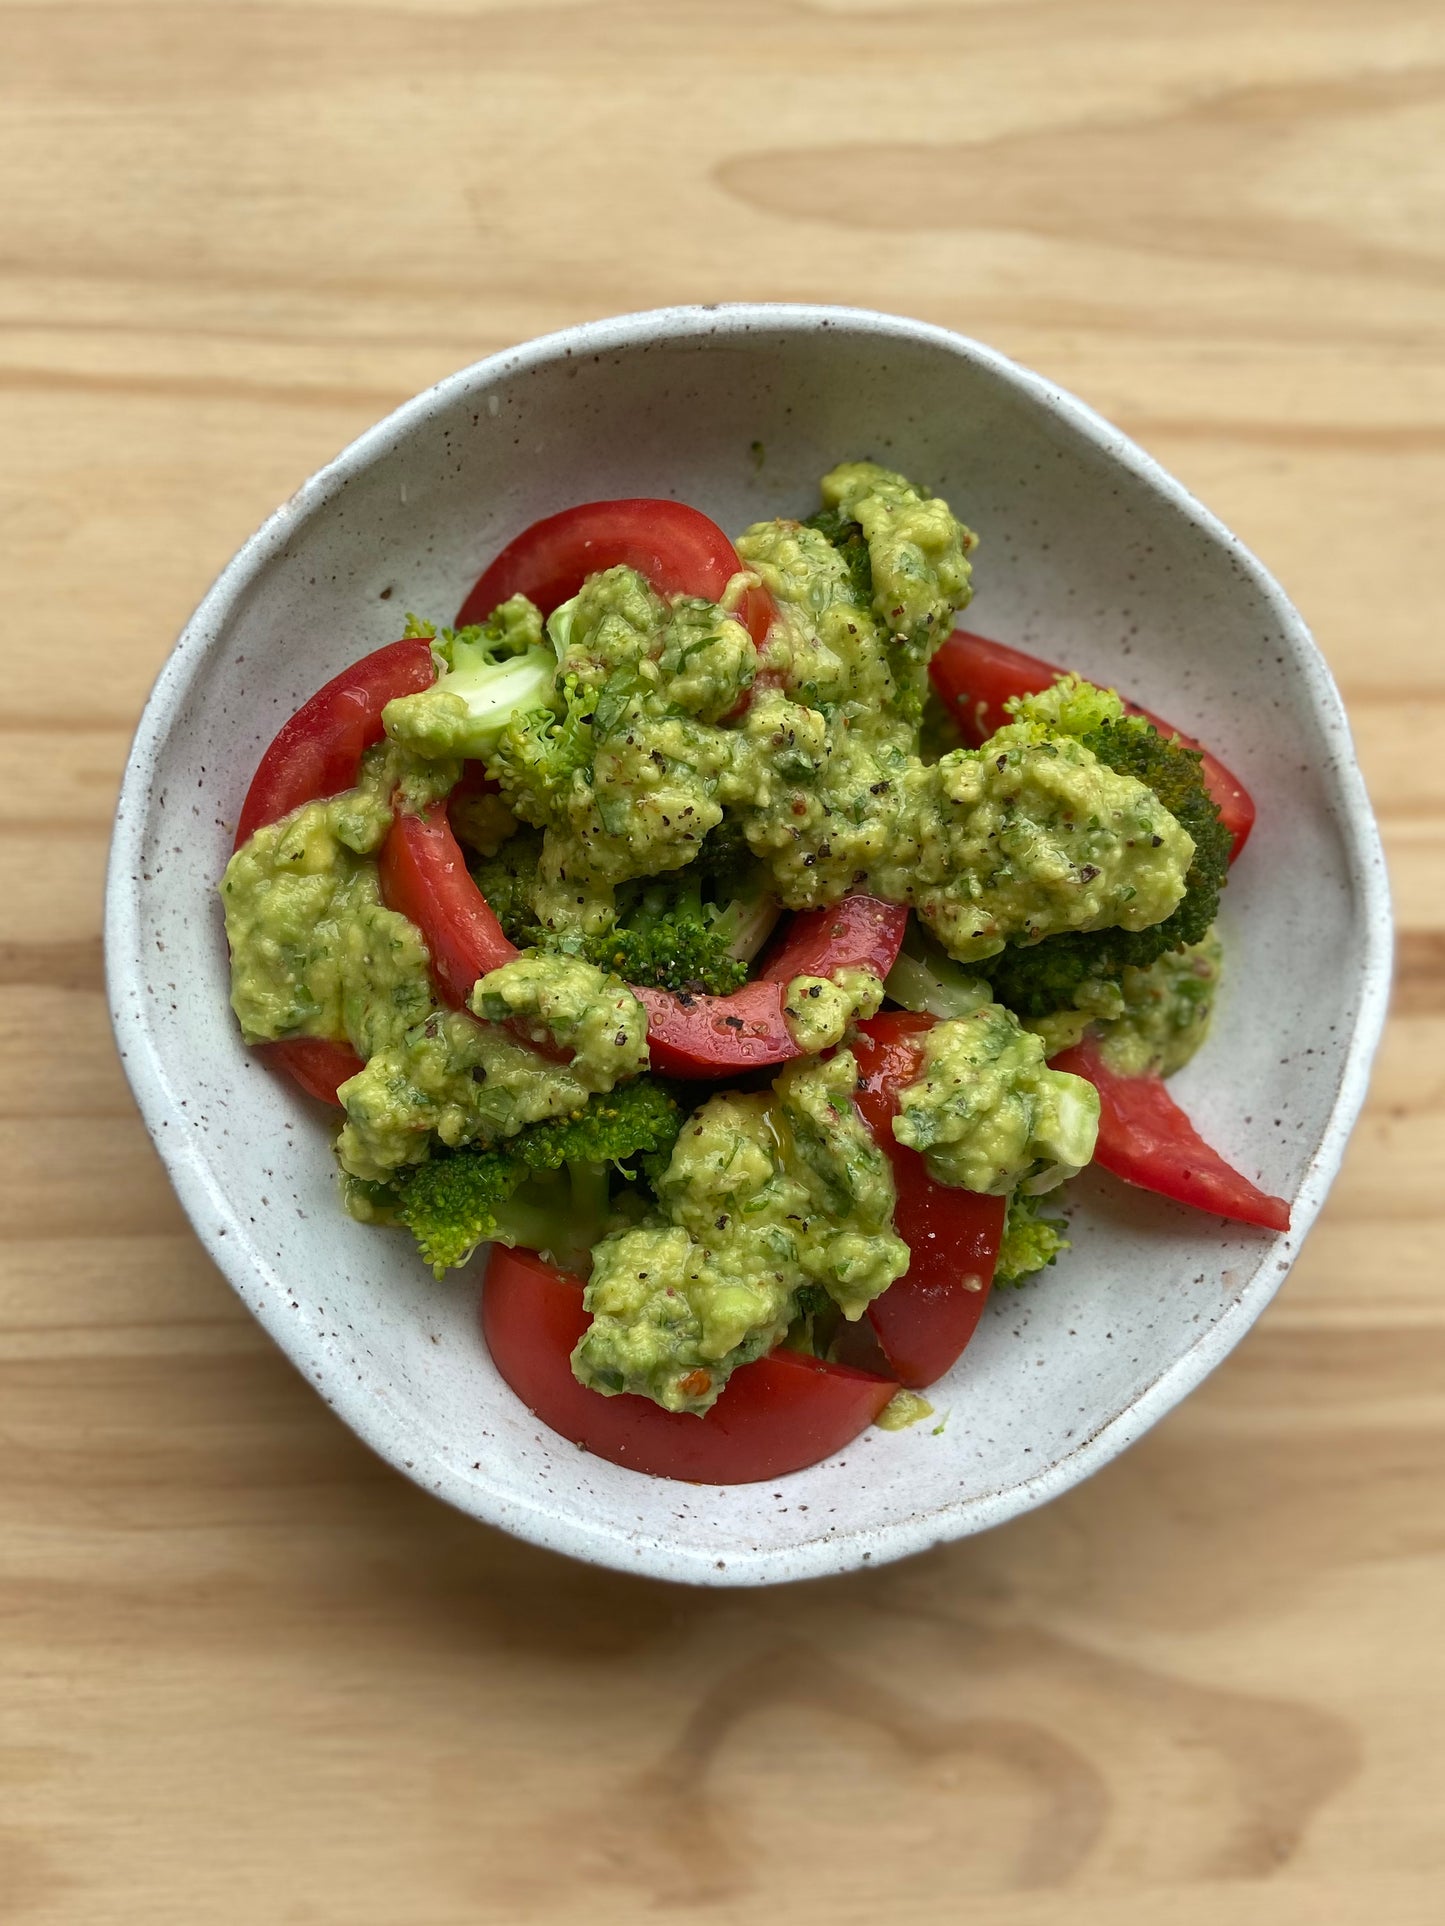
484;666;596;824
388;1078;684;1276
471;820;776;996
381;598;557;762
563;873;749;996
994;1188;1070;1287
983;688;1233;1022
992;672;1128;743
469;830;545;944
392;1147;533;1276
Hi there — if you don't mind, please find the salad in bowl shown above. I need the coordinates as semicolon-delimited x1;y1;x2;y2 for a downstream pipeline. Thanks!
220;459;1287;1484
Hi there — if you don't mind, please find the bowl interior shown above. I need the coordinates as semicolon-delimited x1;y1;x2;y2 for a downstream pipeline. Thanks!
108;308;1389;1583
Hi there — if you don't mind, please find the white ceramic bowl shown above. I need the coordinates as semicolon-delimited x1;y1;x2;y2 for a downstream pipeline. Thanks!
106;305;1390;1585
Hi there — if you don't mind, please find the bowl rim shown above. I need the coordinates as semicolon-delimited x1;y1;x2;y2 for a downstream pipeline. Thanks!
105;302;1393;1585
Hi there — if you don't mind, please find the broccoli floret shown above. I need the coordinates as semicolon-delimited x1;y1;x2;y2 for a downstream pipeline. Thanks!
381;598;558;761
474;821;778;995
984;699;1233;1021
470;830;545;944
485;666;596;816
390;1079;684;1276
553;871;748;996
513;872;752;996
687;818;783;965
587;825;781;991
994;1188;1070;1286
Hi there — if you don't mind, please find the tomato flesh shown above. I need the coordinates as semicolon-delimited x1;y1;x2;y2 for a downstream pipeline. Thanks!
481;1246;895;1483
852;1013;1006;1387
456;497;776;647
1051;1038;1291;1231
233;638;436;849
929;630;1256;859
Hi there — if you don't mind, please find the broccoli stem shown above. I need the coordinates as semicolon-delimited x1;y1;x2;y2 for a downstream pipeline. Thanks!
714;891;783;964
883;923;992;1018
488;1195;568;1259
489;1162;610;1275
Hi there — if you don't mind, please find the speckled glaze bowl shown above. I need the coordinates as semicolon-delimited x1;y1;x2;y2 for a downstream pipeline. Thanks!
105;305;1390;1584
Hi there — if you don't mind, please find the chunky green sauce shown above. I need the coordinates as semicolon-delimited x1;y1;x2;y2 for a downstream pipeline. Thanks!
782;965;884;1053
493;565;753;934
1097;931;1223;1078
893;1003;1100;1196
574;1050;907;1413
336;956;647;1185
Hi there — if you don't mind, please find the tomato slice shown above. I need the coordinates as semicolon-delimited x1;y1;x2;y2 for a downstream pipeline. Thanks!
379;810;518;1009
253;1036;363;1107
634;894;911;1079
371;807;789;1071
635;979;797;1079
481;1246;895;1483
929;630;1256;859
232;638;436;1102
233;637;436;849
851;1013;1006;1387
759;894;910;985
456;497;776;647
1051;1037;1290;1231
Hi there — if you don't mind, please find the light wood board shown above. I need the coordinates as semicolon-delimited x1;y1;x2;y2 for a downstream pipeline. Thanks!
2;2;1442;1920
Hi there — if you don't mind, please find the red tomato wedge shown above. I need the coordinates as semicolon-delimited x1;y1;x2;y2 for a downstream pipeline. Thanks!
481;1246;895;1483
852;1013;1007;1387
1051;1038;1291;1231
231;637;436;1103
635;980;797;1079
759;894;911;985
371;804;789;1071
233;637;436;849
636;894;911;1079
254;1037;363;1107
929;630;1256;859
456;497;776;648
379;810;518;1010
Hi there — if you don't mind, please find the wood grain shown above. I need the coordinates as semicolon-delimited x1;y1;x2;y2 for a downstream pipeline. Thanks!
2;2;1443;1920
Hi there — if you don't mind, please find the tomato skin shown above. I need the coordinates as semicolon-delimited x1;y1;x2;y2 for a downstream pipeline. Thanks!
253;1036;363;1107
1051;1038;1291;1231
759;895;910;985
929;630;1256;859
635;980;797;1079
852;1013;1006;1388
481;1247;895;1483
233;638;436;849
456;497;776;647
379;811;518;1009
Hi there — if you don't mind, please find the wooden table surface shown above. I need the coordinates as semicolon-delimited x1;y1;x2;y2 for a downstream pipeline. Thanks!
3;3;1442;1920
